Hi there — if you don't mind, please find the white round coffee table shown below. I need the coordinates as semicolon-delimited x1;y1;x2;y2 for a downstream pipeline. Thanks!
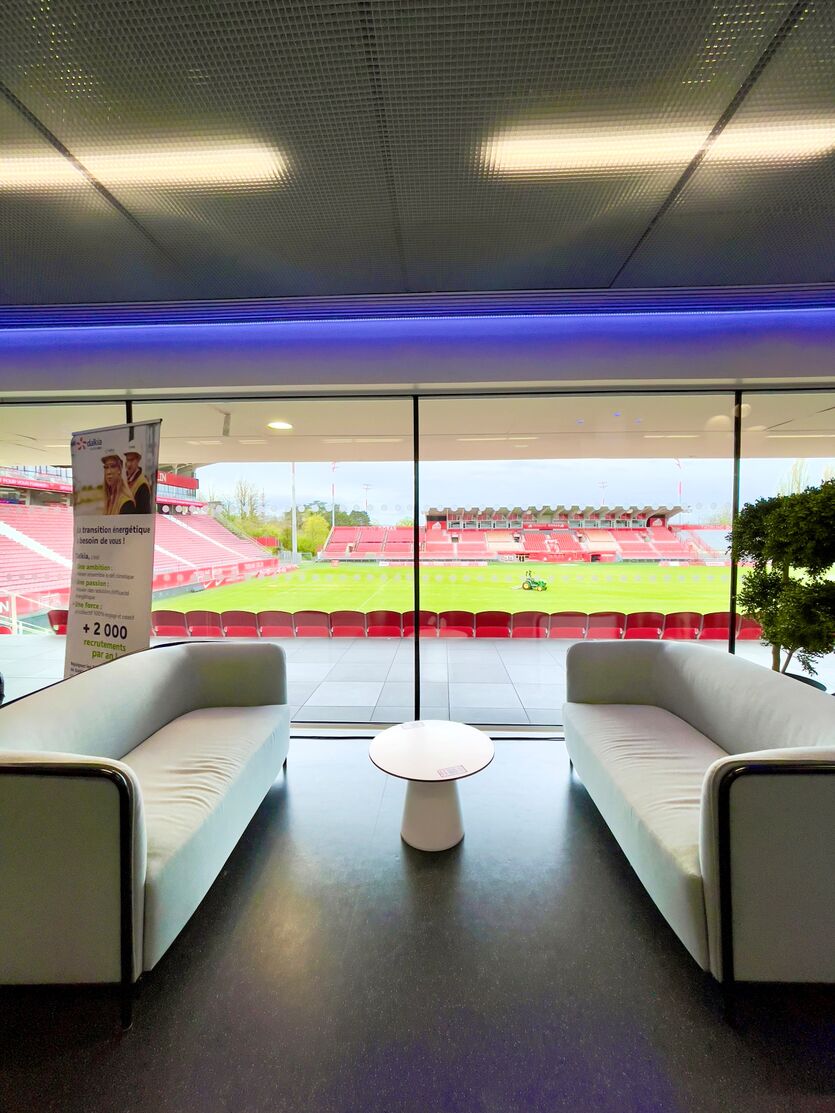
369;720;495;851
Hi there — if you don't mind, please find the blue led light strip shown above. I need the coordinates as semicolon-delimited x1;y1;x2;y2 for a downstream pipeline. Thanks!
1;285;835;330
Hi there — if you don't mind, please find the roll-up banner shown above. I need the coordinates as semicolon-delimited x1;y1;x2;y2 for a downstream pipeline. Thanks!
65;420;161;678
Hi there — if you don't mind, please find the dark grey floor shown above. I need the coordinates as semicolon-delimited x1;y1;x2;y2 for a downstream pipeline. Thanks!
1;738;833;1113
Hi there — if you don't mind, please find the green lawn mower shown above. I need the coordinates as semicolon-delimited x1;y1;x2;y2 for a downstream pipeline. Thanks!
522;570;548;592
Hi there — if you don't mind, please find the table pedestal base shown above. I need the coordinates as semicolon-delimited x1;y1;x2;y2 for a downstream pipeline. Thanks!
401;779;464;851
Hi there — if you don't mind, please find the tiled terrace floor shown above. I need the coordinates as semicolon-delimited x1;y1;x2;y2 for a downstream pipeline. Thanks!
2;635;833;725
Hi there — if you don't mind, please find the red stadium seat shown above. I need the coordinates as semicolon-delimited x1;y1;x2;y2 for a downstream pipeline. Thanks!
736;615;763;640
700;611;733;640
549;611;588;639
221;610;259;637
403;611;438;638
330;610;367;637
475;611;511;638
438;610;475;638
367;610;403;638
586;611;626;639
257;610;294;638
0;625;11;634
624;611;663;639
186;610;223;637
293;610;330;638
662;612;702;640
151;610;188;637
47;608;68;635
511;611;549;638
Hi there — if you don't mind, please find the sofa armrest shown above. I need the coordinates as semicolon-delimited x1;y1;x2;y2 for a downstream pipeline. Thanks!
0;753;146;986
700;748;835;983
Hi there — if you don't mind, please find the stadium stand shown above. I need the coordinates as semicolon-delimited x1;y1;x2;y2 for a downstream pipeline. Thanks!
47;608;68;635
330;610;368;637
367;610;402;637
403;610;439;637
221;610;259;637
293;610;330;638
700;611;734;640
151;611;189;637
438;610;475;638
511;611;549;638
662;611;702;639
624;611;664;639
256;610;294;638
475;611;511;638
586;611;627;639
186;610;223;638
550;611;588;638
117;607;764;642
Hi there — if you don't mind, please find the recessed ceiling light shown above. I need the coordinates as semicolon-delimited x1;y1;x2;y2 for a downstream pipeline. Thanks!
643;434;699;440
457;436;508;442
354;437;404;444
267;421;293;431
239;438;267;445
766;433;835;439
2;142;287;191
323;437;354;444
45;442;67;448
481;123;835;177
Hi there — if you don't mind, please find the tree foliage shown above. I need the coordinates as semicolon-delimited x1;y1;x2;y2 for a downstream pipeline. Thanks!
732;479;835;674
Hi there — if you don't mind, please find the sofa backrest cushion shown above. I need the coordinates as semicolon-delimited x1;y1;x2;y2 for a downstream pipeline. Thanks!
0;642;287;761
566;641;834;755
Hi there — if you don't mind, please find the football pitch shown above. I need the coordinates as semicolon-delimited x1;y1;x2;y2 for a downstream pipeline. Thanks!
161;561;734;615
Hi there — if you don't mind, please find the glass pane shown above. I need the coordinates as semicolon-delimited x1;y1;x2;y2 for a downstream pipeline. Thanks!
0;403;126;701
739;392;835;689
418;393;735;727
133;398;414;726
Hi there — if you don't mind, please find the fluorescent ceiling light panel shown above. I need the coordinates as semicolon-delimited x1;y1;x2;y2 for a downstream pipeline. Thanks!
643;434;700;439
482;123;835;176
353;437;404;444
1;142;287;191
766;433;835;439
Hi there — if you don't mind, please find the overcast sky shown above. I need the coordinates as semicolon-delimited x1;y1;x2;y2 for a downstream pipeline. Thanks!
197;456;834;525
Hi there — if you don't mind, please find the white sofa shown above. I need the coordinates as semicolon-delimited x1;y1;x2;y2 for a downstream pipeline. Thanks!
0;641;290;1021
564;641;835;984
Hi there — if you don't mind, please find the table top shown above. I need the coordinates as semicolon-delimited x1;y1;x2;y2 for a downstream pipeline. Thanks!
369;719;495;783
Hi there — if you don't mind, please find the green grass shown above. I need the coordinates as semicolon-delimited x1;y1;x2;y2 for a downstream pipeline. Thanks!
160;561;733;615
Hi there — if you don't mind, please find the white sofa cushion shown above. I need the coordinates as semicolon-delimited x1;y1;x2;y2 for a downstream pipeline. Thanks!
564;701;726;970
0;641;288;762
565;641;835;756
122;703;290;970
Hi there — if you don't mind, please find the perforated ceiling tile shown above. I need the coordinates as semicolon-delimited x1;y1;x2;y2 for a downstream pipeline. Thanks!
614;1;835;286
0;0;831;301
0;97;187;303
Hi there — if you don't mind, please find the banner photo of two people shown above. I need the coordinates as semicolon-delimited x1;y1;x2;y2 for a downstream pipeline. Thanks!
65;420;161;678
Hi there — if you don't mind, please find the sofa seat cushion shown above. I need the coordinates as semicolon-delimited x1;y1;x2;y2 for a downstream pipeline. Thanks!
564;702;725;970
122;704;289;970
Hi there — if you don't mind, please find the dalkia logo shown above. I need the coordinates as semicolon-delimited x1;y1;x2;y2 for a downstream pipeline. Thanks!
74;436;103;451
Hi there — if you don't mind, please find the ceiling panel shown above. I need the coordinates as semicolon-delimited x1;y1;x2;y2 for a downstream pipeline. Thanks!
0;98;184;302
616;2;835;286
1;0;833;301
